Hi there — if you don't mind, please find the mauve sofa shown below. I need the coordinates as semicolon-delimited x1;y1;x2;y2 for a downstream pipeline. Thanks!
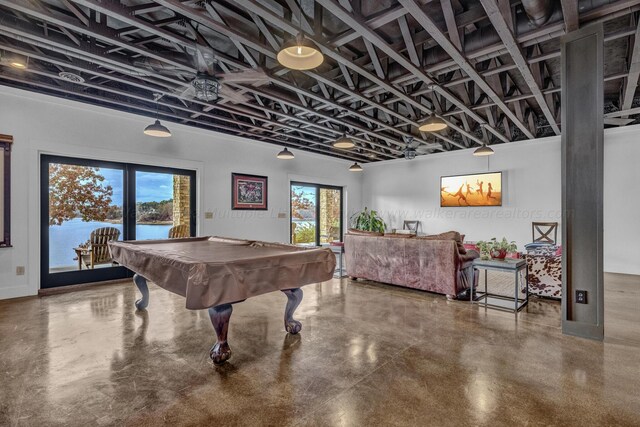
344;232;479;299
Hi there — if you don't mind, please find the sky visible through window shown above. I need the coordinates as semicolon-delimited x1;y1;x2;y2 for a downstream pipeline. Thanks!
99;168;174;203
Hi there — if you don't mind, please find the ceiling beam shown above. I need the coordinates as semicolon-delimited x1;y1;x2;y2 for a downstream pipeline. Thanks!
399;0;530;141
480;0;561;135
440;0;462;51
313;0;503;146
621;18;640;118
560;0;579;33
0;2;417;154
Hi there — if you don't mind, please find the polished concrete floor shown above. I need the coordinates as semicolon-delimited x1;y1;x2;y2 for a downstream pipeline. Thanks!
0;274;638;426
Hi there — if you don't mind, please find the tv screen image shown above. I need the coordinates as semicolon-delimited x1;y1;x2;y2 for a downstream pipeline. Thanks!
440;172;502;207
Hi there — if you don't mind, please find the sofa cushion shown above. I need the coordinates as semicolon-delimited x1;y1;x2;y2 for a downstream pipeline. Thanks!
383;233;416;238
419;231;467;254
347;228;384;237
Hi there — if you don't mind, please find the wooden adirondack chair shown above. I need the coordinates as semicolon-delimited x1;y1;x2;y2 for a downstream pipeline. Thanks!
81;227;121;269
168;224;189;239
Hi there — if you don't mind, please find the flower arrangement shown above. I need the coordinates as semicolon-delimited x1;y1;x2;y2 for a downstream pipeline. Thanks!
476;237;517;260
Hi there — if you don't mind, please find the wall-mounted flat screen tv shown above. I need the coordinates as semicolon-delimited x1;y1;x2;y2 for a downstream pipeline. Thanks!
440;171;502;207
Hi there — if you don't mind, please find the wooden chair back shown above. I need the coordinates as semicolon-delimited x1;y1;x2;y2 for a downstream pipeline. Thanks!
403;220;420;232
532;222;558;244
88;227;120;268
168;224;189;239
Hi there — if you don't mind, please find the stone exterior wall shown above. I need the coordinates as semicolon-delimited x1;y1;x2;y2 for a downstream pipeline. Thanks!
172;175;190;229
319;189;341;243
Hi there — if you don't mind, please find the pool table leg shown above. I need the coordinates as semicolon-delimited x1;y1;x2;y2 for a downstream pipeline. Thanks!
133;274;149;310
282;288;303;334
208;303;233;365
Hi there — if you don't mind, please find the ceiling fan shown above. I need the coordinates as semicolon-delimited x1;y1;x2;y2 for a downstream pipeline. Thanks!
400;136;432;160
136;44;270;104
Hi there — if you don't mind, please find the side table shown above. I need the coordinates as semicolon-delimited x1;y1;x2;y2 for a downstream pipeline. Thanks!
471;258;528;313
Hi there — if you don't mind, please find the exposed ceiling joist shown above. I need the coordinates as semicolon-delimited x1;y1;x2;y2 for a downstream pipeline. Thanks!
480;0;561;136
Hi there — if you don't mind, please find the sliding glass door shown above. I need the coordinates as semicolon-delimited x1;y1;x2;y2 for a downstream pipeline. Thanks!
41;155;196;289
290;182;343;246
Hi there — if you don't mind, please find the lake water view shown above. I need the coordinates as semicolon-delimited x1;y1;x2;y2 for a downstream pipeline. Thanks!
49;218;171;268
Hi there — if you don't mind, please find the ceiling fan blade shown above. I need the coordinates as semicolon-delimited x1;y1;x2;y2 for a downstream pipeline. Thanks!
219;85;250;104
195;44;215;74
217;68;270;86
173;84;195;99
604;118;634;126
416;147;432;154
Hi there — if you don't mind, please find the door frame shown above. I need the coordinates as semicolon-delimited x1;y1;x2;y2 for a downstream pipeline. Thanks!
290;181;343;246
40;154;196;289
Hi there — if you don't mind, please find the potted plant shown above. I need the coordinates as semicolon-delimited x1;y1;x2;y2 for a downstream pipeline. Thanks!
476;237;517;260
349;207;386;234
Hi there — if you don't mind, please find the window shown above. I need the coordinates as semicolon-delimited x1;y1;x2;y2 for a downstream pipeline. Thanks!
41;155;196;288
290;182;343;246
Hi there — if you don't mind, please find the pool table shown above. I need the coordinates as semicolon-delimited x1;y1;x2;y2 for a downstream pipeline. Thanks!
109;236;336;364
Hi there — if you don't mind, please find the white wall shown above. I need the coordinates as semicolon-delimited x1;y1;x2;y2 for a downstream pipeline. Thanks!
362;126;640;276
0;87;363;299
603;127;640;275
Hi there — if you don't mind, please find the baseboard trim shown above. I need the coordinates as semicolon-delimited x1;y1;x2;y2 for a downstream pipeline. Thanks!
38;278;130;297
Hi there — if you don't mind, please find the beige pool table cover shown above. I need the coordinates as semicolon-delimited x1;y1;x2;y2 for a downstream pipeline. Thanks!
109;236;336;309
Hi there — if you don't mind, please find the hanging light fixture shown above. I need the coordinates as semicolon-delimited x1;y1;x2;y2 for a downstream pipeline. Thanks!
9;60;26;69
473;144;495;156
418;114;448;132
277;147;295;159
277;33;324;70
144;94;171;138
332;133;355;149
277;5;323;70
349;162;363;172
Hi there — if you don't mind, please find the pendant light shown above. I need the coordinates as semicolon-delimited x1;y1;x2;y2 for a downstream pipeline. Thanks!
418;114;448;132
277;147;295;159
144;94;171;138
473;144;495;156
332;133;355;149
349;162;363;172
277;5;323;70
9;60;26;69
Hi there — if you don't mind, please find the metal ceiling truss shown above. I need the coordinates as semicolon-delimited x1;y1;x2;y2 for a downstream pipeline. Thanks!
0;0;638;162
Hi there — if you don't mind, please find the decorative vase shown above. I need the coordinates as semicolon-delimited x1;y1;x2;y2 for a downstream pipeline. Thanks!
491;249;507;260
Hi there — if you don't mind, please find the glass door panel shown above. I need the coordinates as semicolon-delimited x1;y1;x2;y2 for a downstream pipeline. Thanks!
135;171;191;240
319;188;342;244
48;163;124;273
291;184;317;246
41;156;196;289
291;182;342;246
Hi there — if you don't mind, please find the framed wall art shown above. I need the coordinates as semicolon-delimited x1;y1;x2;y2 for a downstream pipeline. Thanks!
440;171;502;207
231;173;268;210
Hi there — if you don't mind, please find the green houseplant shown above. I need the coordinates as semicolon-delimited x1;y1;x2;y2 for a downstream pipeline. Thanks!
350;207;386;233
476;237;518;260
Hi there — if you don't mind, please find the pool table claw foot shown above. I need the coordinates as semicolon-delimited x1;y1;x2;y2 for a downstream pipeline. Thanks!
210;342;232;365
282;288;303;335
208;304;233;364
133;274;149;310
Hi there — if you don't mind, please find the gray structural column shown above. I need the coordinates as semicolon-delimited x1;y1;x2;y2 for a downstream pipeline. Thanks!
561;23;604;340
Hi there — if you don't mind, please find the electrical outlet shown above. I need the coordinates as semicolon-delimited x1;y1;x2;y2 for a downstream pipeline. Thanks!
576;290;588;304
16;266;25;276
205;212;214;219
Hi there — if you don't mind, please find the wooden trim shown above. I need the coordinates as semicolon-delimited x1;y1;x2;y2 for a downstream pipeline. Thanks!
0;134;12;248
38;278;130;296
